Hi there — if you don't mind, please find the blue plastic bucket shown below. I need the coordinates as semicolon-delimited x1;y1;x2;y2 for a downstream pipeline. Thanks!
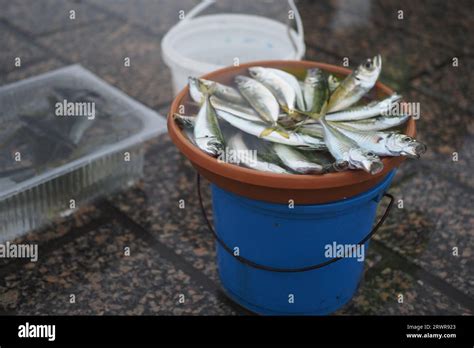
201;170;395;315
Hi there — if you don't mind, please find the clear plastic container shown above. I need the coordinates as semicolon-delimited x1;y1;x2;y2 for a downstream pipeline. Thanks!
0;65;166;241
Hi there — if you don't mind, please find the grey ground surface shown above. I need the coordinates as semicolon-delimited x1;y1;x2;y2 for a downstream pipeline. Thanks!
0;0;472;315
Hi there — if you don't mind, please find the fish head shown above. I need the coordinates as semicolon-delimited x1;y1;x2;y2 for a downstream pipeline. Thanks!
386;134;427;158
189;77;216;96
199;78;217;91
328;74;339;85
196;137;225;157
234;75;254;90
188;77;203;103
354;55;382;89
348;148;384;174
248;67;267;79
305;68;325;85
333;159;349;171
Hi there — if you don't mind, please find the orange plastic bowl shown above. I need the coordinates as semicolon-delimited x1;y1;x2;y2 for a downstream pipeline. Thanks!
167;60;416;204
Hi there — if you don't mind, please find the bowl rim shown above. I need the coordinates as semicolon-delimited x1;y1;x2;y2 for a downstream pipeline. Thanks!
167;59;416;190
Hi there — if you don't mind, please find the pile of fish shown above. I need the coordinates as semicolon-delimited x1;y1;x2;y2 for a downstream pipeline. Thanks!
174;55;426;175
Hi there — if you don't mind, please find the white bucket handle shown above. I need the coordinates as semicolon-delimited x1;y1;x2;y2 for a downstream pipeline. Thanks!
287;0;305;55
180;0;304;46
180;0;215;24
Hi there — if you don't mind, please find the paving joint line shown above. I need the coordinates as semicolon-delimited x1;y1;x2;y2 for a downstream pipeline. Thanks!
100;200;245;314
0;18;71;66
371;239;474;312
0;56;53;76
408;55;462;82
412;84;474;115
305;42;344;62
34;17;110;39
0;209;109;280
418;162;474;194
335;2;468;55
83;0;168;40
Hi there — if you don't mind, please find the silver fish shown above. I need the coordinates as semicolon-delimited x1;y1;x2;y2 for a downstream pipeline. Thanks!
326;94;402;121
235;75;280;125
330;123;426;158
302;151;349;172
248;67;297;115
172;113;199;148
216;109;327;150
211;96;295;136
334;114;410;132
327;55;382;112
173;113;195;128
277;113;305;127
188;77;205;104
319;116;384;174
328;74;340;93
226;133;288;174
273;143;326;174
303;68;329;114
193;96;225;157
209;96;263;123
270;68;306;111
189;77;246;105
298;123;324;138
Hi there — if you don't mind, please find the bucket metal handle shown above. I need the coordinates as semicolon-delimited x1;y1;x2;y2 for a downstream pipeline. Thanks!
197;174;394;273
179;0;305;55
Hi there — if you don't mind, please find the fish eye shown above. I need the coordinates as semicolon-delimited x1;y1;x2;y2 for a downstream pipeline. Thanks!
365;60;372;68
402;137;411;142
367;152;375;156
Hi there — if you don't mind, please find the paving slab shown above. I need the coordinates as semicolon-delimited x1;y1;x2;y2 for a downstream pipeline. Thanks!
86;0;200;36
37;19;173;107
405;90;474;188
374;168;474;297
0;59;64;86
298;0;456;91
340;266;472;315
0;23;48;74
373;0;473;55
0;220;236;315
0;0;106;37
413;57;473;114
0;205;103;270
108;135;219;282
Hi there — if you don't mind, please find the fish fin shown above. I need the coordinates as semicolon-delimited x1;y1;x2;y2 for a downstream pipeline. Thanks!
293;116;311;132
259;127;290;139
259;128;275;137
275;128;290;139
320;100;329;115
282;105;314;119
280;105;295;115
173;113;195;128
305;100;329;120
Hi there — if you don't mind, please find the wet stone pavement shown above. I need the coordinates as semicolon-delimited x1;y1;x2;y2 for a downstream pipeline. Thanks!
0;0;472;315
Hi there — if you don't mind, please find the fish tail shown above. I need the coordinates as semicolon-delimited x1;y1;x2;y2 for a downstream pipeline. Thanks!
259;127;290;139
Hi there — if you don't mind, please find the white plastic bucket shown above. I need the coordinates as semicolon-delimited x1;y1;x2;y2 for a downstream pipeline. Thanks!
161;0;305;94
